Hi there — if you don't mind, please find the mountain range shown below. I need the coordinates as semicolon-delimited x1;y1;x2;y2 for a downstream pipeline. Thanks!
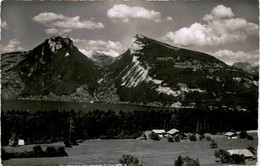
1;35;258;110
232;62;258;76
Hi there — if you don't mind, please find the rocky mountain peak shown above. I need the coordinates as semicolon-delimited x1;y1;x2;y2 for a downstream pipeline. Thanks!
45;36;74;53
129;34;147;55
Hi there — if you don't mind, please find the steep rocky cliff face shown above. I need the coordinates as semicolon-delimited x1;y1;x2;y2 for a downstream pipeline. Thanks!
104;35;258;109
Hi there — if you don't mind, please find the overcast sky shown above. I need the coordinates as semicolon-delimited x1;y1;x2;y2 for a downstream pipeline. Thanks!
1;0;259;66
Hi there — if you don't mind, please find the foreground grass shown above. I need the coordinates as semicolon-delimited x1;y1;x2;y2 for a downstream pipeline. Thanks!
2;133;257;166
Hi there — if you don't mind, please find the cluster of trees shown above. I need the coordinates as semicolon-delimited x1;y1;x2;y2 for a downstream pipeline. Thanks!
174;156;200;166
119;154;143;166
214;149;245;164
2;145;68;160
214;146;256;164
118;154;200;166
1;108;257;145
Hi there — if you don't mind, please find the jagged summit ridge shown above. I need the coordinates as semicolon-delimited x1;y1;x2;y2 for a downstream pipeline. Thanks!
129;34;146;55
45;36;74;54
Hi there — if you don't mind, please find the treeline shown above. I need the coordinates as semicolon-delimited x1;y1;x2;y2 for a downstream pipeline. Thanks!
2;145;68;160
1;108;257;145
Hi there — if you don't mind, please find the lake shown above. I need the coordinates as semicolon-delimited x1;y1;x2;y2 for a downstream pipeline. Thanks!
1;99;174;112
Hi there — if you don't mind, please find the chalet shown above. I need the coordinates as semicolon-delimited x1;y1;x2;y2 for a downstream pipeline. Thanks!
18;139;25;146
152;129;166;138
9;139;25;146
167;128;180;137
225;132;237;139
227;149;254;159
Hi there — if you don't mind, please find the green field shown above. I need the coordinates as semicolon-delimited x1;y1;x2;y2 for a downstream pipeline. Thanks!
2;133;257;166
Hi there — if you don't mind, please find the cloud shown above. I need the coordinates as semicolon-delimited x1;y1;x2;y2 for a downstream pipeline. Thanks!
45;28;72;35
212;49;259;66
50;16;104;29
166;16;173;21
0;39;24;53
79;49;94;57
160;5;258;47
72;38;125;57
33;12;104;35
203;5;234;21
107;4;161;23
32;12;65;24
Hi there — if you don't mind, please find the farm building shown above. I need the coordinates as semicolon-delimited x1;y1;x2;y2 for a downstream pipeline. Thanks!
18;139;25;146
152;129;166;138
167;128;180;137
227;149;254;159
9;139;25;146
225;132;237;139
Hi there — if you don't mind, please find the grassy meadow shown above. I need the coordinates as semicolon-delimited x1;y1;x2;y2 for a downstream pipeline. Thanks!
2;133;257;166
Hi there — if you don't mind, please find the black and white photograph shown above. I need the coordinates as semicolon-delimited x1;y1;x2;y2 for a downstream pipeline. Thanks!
0;0;259;165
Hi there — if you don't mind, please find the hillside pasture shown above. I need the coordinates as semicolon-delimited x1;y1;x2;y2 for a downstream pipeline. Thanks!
2;133;257;166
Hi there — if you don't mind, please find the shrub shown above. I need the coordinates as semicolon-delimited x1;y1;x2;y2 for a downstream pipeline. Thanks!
149;132;160;141
33;145;43;157
230;154;245;164
2;146;68;159
239;131;248;139
183;156;200;166
174;156;200;166
168;137;174;142
174;156;184;166
247;146;256;155
174;135;181;142
199;133;205;141
119;154;143;166
247;135;254;140
1;149;11;160
206;136;211;141
56;147;68;156
209;140;218;148
214;149;230;163
189;134;197;141
64;139;71;147
70;136;78;146
44;146;57;157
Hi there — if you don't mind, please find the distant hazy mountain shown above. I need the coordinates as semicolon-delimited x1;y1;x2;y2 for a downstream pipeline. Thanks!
91;52;116;67
1;35;258;110
232;62;258;76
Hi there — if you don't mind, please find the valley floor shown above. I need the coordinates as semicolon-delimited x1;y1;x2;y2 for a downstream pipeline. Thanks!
2;133;258;166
